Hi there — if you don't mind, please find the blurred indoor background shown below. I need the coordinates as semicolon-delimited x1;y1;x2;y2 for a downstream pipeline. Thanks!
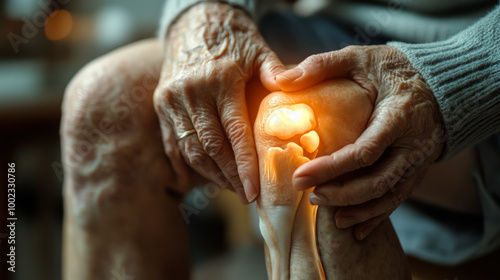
1;0;498;280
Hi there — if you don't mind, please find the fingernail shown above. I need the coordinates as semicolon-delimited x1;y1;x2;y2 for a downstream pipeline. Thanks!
309;192;326;205
336;216;357;228
358;224;375;241
236;188;249;204
278;68;303;82
243;178;258;203
293;176;316;190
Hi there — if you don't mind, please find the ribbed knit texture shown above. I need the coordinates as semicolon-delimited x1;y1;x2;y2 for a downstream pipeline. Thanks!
389;6;500;159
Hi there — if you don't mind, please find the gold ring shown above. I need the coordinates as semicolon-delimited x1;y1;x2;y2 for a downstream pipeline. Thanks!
176;129;197;141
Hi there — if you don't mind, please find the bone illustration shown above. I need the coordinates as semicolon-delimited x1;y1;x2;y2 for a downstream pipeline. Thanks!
300;131;320;154
264;104;316;140
258;142;316;280
255;101;325;280
250;78;411;280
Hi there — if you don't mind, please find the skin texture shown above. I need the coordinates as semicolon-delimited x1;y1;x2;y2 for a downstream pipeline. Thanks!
154;2;286;204
277;46;445;240
156;2;446;241
249;78;411;279
316;208;410;279
152;0;448;243
63;39;415;279
61;39;195;279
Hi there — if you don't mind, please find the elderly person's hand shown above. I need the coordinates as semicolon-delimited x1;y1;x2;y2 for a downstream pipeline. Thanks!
154;2;285;203
277;45;445;240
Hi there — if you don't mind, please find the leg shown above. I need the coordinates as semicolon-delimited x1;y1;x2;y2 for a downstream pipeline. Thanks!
316;208;410;279
248;78;411;279
392;133;500;266
412;147;481;214
61;39;196;279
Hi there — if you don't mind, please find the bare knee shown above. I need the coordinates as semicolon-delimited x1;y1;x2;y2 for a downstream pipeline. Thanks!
61;41;169;221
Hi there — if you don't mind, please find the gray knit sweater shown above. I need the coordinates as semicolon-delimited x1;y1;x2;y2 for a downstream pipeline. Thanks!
389;7;500;158
159;0;500;159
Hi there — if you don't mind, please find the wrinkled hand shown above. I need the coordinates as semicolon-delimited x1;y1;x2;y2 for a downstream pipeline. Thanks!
277;45;445;240
154;3;285;203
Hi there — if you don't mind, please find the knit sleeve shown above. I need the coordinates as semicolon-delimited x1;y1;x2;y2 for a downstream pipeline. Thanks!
389;5;500;159
158;0;275;42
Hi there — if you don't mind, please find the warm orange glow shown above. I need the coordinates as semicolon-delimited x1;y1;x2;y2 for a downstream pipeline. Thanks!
263;142;309;204
300;130;320;153
264;104;316;139
45;9;73;41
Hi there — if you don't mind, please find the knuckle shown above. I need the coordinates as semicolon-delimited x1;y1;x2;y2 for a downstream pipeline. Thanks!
225;119;250;147
355;144;378;168
186;148;209;167
371;177;388;199
201;135;225;158
343;45;357;53
305;54;326;68
327;154;340;177
154;82;180;110
340;45;360;60
196;123;226;158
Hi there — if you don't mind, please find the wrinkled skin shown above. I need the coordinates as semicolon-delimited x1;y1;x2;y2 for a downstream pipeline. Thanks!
153;2;286;204
279;46;445;240
61;39;195;279
154;1;445;241
250;78;411;279
62;39;411;279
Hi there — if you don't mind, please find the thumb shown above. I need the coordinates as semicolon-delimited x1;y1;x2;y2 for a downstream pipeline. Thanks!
258;50;287;92
276;49;355;92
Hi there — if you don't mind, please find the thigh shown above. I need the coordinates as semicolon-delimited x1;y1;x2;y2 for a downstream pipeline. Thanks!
412;132;500;215
412;147;482;214
61;38;191;279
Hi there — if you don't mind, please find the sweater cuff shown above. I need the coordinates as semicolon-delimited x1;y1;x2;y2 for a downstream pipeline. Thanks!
388;6;500;159
158;0;257;42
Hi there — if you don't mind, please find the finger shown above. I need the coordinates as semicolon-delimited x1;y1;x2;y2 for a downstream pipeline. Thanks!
257;49;287;92
169;106;234;193
189;105;250;204
178;130;233;189
333;178;415;229
219;90;260;203
275;47;357;91
153;83;238;197
159;119;191;189
293;112;398;190
310;148;411;206
153;89;192;190
353;213;389;241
